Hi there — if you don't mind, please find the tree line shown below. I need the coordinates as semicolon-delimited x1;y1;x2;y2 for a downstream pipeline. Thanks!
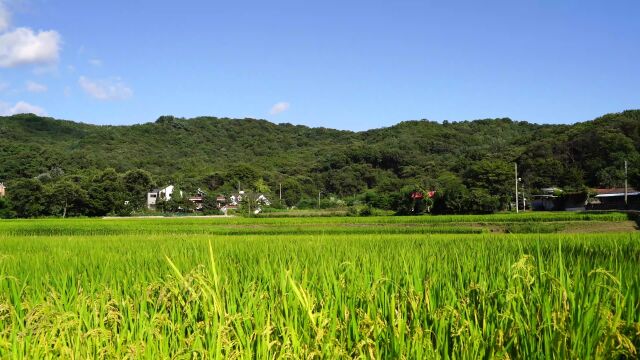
1;110;639;217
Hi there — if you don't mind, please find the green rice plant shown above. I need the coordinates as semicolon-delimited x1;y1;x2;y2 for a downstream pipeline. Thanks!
0;218;637;358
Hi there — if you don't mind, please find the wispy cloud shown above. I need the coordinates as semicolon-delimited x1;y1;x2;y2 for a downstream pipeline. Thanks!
0;100;46;116
269;101;290;115
0;1;10;32
88;58;102;66
78;76;132;100
26;80;47;93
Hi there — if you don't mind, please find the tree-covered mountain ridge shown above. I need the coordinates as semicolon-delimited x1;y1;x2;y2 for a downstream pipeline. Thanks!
1;110;640;216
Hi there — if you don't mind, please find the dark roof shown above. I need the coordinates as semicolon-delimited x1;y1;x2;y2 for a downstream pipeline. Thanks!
594;188;638;195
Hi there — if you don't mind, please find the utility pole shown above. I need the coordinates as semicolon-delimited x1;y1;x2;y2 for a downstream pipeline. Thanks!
625;160;628;206
515;163;519;213
318;191;322;209
279;183;282;200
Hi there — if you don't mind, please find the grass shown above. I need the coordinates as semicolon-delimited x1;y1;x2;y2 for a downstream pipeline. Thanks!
0;214;638;358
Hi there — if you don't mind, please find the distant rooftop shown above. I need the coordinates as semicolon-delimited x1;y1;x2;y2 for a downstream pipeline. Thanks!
594;188;640;197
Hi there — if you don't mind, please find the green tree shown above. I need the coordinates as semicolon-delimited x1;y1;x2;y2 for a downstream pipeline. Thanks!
201;195;222;215
8;178;45;218
227;165;260;189
467;188;501;214
0;197;15;218
163;190;195;213
122;169;155;209
254;178;271;194
280;178;303;207
86;169;126;216
46;180;88;218
394;186;424;215
203;172;225;191
464;159;512;209
432;173;470;214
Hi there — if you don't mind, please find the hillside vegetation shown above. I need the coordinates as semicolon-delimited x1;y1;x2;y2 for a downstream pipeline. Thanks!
1;110;639;217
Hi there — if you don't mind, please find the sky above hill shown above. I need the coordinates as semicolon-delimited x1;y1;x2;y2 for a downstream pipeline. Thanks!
0;0;638;130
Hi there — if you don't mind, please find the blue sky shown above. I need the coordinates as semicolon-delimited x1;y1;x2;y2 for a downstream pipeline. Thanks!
0;0;638;130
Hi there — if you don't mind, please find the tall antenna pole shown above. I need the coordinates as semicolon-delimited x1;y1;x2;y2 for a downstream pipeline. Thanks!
515;163;519;213
625;160;628;206
279;183;282;200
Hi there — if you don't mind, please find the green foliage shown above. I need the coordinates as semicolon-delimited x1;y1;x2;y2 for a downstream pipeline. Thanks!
394;185;429;215
2;110;640;217
155;189;194;213
122;169;155;208
346;204;373;216
253;178;271;194
45;180;88;217
467;188;501;214
201;194;222;215
7;178;45;217
84;169;126;216
0;197;15;218
464;159;512;208
280;178;303;207
432;172;469;214
202;172;225;191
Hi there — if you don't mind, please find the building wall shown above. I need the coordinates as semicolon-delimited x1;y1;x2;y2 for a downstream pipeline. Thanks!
532;193;587;211
0;183;5;197
147;185;175;210
532;198;555;211
147;193;158;209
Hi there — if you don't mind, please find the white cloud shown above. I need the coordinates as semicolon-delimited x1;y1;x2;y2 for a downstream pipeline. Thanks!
0;27;61;67
0;81;8;91
0;2;10;32
0;100;46;116
269;101;290;115
26;80;47;92
78;76;132;100
88;58;102;66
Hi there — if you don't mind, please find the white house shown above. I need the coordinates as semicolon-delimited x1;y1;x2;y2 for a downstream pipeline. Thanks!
256;194;271;206
147;185;175;209
0;182;5;197
220;192;271;215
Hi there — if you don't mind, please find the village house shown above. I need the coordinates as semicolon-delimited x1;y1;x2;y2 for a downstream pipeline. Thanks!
532;186;640;211
215;195;227;208
586;188;640;210
218;191;271;215
146;185;176;210
0;182;5;197
187;189;206;210
531;187;562;211
531;187;587;211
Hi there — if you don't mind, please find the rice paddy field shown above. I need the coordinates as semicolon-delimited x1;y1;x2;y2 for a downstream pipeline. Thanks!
0;212;639;358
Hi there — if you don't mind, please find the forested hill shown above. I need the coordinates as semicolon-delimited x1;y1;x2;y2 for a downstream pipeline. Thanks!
1;110;640;216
